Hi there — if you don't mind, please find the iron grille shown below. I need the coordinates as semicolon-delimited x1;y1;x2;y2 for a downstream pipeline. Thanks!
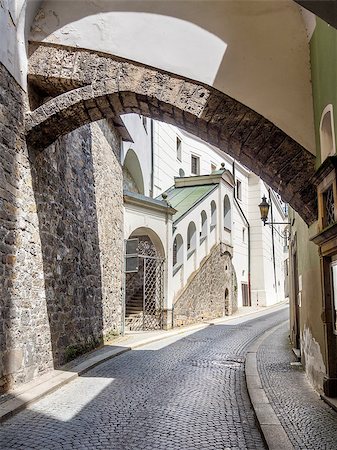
125;237;164;331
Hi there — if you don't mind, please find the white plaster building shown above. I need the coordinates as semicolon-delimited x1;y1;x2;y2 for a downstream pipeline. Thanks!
121;115;288;329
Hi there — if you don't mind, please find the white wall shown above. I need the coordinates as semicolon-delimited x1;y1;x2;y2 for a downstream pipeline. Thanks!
152;121;233;197
124;202;173;311
171;181;233;301
0;1;42;88
122;114;152;196
230;165;249;307
123;118;287;311
248;174;287;306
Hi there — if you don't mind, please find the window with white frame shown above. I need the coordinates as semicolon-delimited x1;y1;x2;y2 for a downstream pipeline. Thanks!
191;155;200;175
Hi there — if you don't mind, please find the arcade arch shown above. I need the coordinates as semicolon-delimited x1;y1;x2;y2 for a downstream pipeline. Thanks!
123;148;145;195
125;227;165;331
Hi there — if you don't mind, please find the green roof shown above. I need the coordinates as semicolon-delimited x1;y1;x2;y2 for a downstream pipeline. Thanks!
162;184;217;223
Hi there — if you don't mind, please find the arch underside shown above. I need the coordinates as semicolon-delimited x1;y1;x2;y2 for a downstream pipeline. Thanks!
27;42;317;224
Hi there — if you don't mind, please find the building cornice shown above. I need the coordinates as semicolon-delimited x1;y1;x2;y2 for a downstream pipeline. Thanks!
124;190;177;216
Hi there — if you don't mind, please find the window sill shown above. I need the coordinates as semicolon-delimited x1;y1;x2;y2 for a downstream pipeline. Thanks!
224;226;232;233
187;249;195;260
173;263;183;276
200;236;207;245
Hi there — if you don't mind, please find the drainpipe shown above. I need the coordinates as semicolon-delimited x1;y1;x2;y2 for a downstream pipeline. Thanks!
268;189;277;294
150;119;154;198
232;161;251;306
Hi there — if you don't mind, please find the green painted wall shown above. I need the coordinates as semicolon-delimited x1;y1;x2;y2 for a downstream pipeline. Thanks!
310;18;337;166
288;209;326;390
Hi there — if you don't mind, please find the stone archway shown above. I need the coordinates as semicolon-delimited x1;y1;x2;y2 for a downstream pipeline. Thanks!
27;42;317;224
125;228;165;331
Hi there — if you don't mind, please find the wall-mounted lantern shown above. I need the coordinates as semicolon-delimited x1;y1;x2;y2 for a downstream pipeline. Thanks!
259;195;270;225
259;195;290;226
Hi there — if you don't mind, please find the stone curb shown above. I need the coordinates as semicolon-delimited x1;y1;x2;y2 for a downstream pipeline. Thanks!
320;394;337;413
0;302;288;423
245;320;294;450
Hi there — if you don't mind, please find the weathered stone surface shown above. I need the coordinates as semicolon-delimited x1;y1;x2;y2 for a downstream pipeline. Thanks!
0;62;54;391
29;119;123;366
91;121;123;340
0;59;124;390
174;244;237;327
27;43;317;224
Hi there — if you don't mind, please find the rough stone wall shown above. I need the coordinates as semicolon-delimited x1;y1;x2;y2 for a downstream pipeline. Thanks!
174;244;237;327
30;120;123;367
91;121;123;338
0;63;53;390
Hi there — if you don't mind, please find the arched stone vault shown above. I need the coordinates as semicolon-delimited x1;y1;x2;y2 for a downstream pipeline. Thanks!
26;42;317;224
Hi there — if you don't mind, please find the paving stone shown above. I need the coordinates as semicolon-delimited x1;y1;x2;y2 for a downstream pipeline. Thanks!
0;309;290;449
257;322;337;450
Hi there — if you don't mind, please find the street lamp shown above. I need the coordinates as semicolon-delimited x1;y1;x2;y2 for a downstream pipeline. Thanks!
258;195;270;225
258;195;290;226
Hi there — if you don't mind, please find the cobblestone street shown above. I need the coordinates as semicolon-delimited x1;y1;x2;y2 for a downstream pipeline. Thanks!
258;322;337;449
0;309;289;450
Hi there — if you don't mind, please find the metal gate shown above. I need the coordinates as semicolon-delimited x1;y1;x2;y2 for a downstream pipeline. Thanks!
125;238;165;331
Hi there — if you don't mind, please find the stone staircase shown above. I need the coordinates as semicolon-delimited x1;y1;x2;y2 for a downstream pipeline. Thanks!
125;288;144;331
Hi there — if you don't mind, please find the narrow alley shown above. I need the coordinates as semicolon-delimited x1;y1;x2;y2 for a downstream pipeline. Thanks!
1;307;336;449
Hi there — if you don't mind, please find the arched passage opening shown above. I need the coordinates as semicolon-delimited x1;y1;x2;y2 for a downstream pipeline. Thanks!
27;43;317;225
125;227;165;331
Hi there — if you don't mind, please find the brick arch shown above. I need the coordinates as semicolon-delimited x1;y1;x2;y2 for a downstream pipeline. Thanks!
26;43;317;224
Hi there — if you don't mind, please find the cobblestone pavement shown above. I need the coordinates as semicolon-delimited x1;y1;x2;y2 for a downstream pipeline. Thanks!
0;308;288;450
258;321;337;450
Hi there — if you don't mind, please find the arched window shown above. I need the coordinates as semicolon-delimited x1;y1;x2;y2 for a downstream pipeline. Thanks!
200;210;207;242
187;222;196;254
179;168;185;177
173;234;183;268
224;195;231;231
320;105;336;162
211;200;217;230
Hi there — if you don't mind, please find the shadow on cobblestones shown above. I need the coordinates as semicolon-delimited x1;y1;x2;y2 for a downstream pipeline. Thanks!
0;308;288;450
